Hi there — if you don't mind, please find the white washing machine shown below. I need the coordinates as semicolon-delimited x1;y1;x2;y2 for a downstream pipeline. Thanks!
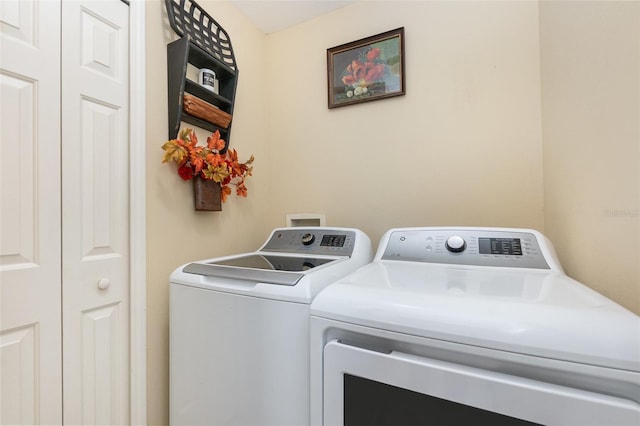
170;227;372;426
310;227;640;425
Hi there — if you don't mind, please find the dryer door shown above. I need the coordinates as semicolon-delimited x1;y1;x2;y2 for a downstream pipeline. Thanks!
322;340;640;426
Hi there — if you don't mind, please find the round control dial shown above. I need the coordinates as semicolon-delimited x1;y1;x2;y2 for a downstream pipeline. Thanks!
301;233;315;246
445;235;466;253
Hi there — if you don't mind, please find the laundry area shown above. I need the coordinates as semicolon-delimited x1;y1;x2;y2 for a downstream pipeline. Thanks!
145;0;639;425
169;225;639;425
2;0;638;425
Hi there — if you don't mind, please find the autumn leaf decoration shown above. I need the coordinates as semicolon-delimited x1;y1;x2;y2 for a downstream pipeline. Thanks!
161;128;254;202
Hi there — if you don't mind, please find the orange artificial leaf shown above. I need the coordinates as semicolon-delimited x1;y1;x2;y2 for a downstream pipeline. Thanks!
207;130;226;151
205;153;223;168
220;185;232;203
236;182;248;198
227;148;238;162
190;153;205;174
178;128;198;149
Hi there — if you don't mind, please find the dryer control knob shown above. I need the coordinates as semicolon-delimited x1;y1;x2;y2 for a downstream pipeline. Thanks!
445;236;466;253
302;233;315;246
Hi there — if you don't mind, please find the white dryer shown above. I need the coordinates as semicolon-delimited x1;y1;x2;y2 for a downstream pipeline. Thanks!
310;227;640;425
170;227;372;426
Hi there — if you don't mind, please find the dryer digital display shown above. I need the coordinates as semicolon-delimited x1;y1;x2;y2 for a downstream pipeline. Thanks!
478;238;523;256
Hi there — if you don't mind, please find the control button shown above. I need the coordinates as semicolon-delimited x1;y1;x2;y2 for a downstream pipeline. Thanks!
445;236;466;253
301;233;315;245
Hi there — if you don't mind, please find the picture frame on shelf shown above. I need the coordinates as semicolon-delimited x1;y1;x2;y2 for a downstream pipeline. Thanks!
327;27;405;109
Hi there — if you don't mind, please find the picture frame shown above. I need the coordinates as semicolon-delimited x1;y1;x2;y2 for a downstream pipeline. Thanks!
327;27;405;109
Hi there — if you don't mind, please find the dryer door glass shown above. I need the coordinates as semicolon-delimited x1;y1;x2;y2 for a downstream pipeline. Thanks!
344;374;538;426
322;340;640;426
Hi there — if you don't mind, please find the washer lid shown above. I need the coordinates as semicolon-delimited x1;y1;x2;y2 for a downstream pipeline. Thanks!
183;254;339;286
310;261;640;372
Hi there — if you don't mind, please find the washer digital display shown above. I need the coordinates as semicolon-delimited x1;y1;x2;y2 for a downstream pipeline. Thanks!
321;234;347;247
479;238;523;256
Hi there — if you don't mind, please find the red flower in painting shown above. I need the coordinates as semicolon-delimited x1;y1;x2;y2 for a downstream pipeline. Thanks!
341;73;357;86
366;47;381;61
364;62;384;82
339;47;387;98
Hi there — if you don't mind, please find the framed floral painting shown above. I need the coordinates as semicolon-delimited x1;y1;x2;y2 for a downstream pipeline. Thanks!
327;27;405;109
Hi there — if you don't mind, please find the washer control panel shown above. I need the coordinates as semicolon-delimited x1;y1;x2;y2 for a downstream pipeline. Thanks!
262;228;357;256
381;228;551;269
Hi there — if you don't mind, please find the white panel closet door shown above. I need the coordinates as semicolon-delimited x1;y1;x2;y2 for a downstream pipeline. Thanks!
0;0;63;424
61;1;130;424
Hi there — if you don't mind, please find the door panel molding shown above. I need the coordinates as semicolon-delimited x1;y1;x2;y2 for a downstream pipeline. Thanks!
1;1;146;423
0;0;62;423
0;324;38;425
61;1;130;424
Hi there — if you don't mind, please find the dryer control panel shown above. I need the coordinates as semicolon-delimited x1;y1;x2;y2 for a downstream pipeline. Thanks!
381;228;559;270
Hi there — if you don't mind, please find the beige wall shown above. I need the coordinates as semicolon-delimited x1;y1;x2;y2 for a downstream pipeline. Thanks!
540;1;640;314
264;0;545;245
145;1;270;424
146;0;639;424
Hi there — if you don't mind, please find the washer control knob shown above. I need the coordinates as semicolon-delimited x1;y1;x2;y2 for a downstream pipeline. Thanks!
445;236;466;253
302;233;315;246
